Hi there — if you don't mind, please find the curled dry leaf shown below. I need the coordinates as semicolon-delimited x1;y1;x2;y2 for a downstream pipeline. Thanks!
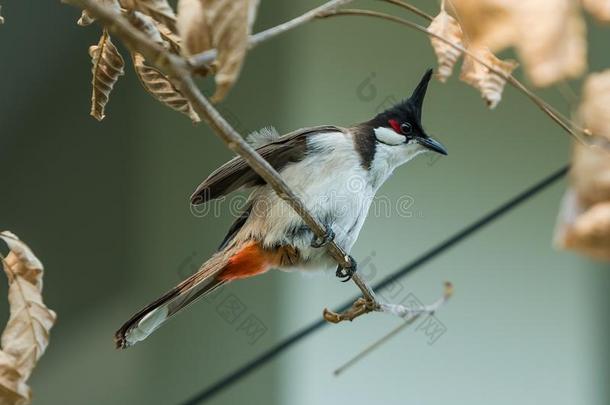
157;22;182;54
89;29;125;121
555;71;610;261
428;9;464;83
132;53;200;122
582;0;610;23
0;231;56;404
450;0;586;87
120;0;177;33
177;0;260;102
127;10;164;45
460;47;518;109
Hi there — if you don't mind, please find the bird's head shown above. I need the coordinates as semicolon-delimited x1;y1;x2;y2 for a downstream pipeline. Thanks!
369;69;447;159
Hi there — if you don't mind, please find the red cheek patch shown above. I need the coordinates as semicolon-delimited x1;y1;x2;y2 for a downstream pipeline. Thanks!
388;119;401;133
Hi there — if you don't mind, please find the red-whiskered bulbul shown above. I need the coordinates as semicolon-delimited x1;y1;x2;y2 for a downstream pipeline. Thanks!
115;69;447;348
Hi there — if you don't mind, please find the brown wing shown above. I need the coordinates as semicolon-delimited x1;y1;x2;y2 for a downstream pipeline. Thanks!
190;125;345;204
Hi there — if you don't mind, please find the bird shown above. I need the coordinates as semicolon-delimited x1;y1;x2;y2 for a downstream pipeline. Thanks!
114;69;448;348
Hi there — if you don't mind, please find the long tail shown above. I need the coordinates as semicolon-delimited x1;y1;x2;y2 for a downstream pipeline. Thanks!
114;241;276;349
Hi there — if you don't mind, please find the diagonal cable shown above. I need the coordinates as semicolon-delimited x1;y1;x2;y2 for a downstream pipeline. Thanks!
179;164;570;405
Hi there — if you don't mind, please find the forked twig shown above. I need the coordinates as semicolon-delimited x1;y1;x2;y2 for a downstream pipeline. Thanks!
326;281;453;324
334;282;453;375
189;0;354;69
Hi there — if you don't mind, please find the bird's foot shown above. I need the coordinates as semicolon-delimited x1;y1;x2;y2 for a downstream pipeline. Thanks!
311;224;335;248
336;255;357;282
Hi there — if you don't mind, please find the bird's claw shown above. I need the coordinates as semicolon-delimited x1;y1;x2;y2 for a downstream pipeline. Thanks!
311;225;335;248
336;255;357;282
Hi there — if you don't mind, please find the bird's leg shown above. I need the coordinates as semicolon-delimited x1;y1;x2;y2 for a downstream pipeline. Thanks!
310;223;335;248
336;254;357;282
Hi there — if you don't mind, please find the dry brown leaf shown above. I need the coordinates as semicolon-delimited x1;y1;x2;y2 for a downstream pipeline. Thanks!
560;202;610;261
157;22;182;54
0;231;56;405
132;52;200;122
583;0;610;23
120;0;177;33
428;9;464;83
450;0;586;87
460;47;518;109
177;0;260;102
555;71;610;261
89;29;125;121
127;10;164;44
572;70;610;205
0;351;30;405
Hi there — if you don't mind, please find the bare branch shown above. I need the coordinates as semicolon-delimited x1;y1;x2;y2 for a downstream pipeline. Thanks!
188;0;354;70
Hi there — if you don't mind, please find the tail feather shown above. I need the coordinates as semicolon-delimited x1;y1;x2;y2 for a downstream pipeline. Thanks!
114;248;232;349
114;241;280;349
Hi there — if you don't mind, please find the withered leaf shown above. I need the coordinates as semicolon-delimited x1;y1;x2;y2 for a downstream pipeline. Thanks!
460;47;518;109
89;29;125;121
128;10;181;54
572;70;610;205
558;200;610;261
177;0;260;102
132;52;200;122
120;0;177;33
555;71;610;261
428;9;464;83
450;0;586;87
157;22;182;54
127;10;164;45
0;351;30;405
0;231;56;404
583;0;610;23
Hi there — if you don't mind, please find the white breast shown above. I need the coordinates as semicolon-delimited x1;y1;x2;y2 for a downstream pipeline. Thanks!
236;130;375;271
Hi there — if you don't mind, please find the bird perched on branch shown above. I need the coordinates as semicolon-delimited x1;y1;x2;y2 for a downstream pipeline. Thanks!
115;69;448;348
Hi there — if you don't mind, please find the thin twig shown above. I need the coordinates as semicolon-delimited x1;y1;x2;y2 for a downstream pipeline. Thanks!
334;315;419;375
63;0;380;311
189;0;354;70
334;281;453;375
317;8;609;151
382;0;433;21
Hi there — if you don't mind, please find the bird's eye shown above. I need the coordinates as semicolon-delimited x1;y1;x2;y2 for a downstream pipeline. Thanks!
400;123;413;135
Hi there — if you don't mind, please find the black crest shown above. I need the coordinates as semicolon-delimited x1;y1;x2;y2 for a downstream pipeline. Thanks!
371;68;433;128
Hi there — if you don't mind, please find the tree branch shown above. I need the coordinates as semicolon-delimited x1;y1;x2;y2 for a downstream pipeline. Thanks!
189;0;355;70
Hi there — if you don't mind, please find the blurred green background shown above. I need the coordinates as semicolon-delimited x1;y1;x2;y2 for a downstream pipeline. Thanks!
0;1;609;404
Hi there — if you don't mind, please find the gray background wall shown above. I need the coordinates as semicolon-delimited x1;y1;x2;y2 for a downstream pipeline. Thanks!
0;1;608;405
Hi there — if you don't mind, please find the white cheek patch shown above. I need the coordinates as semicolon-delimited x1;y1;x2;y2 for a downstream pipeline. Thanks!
374;127;406;146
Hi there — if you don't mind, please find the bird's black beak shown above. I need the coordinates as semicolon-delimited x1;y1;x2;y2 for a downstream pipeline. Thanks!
418;136;448;155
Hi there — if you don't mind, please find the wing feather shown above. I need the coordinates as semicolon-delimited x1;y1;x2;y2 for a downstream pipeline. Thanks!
190;125;345;204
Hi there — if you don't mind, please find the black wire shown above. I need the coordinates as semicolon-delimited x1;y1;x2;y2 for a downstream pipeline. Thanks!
179;164;570;405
